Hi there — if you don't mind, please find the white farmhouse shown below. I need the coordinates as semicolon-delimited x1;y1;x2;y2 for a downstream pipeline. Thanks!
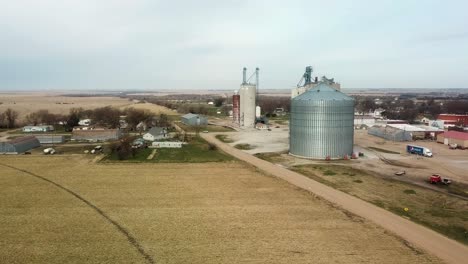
143;127;167;141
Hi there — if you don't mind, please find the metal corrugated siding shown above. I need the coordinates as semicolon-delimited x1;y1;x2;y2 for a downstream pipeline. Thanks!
35;135;65;144
0;137;40;153
289;84;355;159
368;126;412;141
181;115;208;126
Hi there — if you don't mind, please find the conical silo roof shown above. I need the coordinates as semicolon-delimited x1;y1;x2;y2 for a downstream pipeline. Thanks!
293;83;353;101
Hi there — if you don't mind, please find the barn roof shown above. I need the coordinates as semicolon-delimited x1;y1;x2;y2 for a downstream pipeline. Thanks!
182;113;199;119
146;127;165;136
72;129;119;137
441;131;468;140
9;136;38;144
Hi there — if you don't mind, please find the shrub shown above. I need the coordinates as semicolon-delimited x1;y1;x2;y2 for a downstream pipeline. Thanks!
208;143;217;151
403;189;417;195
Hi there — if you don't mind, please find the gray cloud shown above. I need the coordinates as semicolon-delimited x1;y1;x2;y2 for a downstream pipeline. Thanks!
1;0;468;90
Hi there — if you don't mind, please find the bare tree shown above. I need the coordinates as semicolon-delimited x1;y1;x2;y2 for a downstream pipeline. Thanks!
0;112;6;128
356;97;376;114
92;106;122;128
4;108;19;128
25;112;41;125
125;108;152;130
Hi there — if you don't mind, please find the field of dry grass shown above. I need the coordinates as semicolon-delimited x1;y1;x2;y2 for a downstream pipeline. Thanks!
0;155;440;263
0;93;134;121
291;164;468;245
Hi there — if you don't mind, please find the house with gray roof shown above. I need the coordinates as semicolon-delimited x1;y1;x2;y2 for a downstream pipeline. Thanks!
143;127;167;141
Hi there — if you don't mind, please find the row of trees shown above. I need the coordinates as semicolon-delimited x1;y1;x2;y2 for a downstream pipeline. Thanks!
147;98;227;116
354;97;468;123
258;96;291;116
0;106;171;131
66;107;170;130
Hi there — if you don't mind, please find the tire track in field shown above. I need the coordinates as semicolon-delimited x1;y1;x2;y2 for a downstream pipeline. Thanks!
0;162;155;264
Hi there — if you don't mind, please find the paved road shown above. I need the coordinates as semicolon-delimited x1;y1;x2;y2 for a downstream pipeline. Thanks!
201;133;468;264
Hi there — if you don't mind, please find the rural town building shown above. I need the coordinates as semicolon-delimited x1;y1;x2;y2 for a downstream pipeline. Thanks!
73;126;106;131
22;125;54;133
135;121;148;131
181;113;208;126
354;115;376;127
368;126;412;142
369;124;443;141
0;136;40;154
35;135;65;144
423;120;445;129
143;127;167;141
255;123;269;130
72;129;121;142
437;114;468;127
151;141;183;148
437;131;468;149
78;119;92;126
388;124;444;139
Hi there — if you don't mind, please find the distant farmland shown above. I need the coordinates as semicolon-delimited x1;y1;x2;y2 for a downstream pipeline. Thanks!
0;93;177;123
0;155;440;263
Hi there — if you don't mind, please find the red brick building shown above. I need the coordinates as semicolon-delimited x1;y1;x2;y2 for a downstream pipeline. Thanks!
437;114;468;127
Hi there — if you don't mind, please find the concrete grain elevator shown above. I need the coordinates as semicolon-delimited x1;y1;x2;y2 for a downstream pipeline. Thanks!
234;67;259;128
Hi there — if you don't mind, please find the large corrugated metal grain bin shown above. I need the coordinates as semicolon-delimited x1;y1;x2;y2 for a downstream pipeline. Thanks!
289;83;355;159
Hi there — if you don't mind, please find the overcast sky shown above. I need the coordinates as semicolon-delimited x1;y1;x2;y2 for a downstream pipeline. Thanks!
1;0;467;91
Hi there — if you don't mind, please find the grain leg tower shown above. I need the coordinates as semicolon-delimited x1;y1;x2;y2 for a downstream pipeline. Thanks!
235;67;259;128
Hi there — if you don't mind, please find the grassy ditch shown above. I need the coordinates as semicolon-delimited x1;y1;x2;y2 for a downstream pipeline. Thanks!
254;152;285;163
104;136;233;163
430;182;468;199
291;164;468;245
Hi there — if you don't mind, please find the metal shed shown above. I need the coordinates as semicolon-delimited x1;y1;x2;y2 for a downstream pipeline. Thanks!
289;83;355;159
34;135;66;144
0;136;41;154
181;114;208;126
368;126;412;142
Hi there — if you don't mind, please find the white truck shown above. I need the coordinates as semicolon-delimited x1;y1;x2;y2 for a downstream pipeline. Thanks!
406;145;432;157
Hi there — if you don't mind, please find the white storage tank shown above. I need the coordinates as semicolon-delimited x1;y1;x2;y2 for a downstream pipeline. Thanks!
240;84;256;128
255;106;261;118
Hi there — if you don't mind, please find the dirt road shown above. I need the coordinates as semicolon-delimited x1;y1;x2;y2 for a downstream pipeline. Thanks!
201;133;468;264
